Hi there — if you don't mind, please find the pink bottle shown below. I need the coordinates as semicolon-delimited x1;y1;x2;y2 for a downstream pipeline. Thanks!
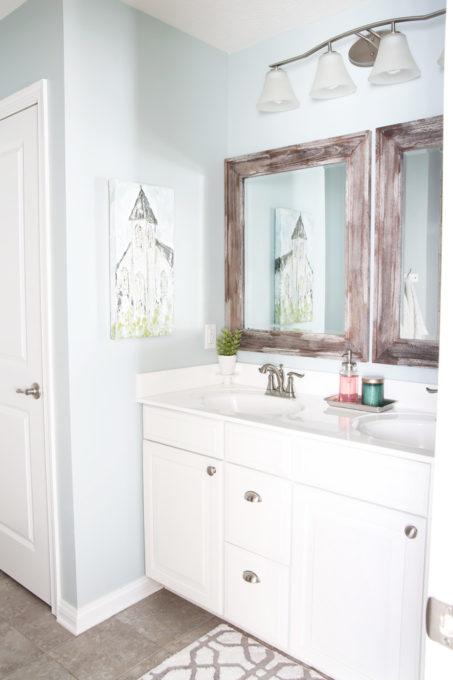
339;350;359;403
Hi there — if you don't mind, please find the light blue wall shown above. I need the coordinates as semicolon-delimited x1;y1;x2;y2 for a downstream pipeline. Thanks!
0;0;444;611
62;0;227;606
228;0;445;383
0;0;77;606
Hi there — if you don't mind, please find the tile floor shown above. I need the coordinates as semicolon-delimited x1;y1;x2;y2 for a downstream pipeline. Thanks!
0;570;222;680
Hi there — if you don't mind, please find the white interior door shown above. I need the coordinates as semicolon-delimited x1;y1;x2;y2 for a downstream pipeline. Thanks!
0;103;51;604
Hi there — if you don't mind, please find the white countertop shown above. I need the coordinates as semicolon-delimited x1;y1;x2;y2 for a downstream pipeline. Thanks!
139;382;435;461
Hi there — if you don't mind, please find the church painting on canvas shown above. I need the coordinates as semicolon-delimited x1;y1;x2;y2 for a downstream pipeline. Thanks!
109;180;174;339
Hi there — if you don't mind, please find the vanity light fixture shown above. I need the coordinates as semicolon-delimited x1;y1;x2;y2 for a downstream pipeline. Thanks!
257;8;445;111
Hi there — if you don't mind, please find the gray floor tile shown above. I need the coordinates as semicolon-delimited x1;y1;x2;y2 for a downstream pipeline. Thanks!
117;589;214;647
12;606;74;653
47;616;159;680
116;646;173;680
0;625;44;677
0;576;48;625
162;616;223;655
2;655;77;680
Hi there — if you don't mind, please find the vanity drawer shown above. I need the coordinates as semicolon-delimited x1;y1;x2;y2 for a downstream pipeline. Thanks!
143;406;223;458
225;423;292;477
292;437;431;516
225;463;291;564
224;543;289;650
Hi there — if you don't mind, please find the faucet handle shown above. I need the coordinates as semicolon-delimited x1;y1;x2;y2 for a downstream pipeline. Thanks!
286;372;304;398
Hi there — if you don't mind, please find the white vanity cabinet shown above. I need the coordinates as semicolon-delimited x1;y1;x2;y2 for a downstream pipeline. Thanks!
142;407;223;614
141;401;432;680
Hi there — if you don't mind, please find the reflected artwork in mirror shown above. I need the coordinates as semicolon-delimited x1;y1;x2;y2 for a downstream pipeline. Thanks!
225;132;371;360
373;116;442;367
244;163;346;335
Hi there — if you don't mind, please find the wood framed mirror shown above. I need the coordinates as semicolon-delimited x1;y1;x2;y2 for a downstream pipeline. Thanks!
225;131;371;360
373;116;443;367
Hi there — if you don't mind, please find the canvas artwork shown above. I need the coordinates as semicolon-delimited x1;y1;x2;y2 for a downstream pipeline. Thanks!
109;180;174;339
274;208;313;329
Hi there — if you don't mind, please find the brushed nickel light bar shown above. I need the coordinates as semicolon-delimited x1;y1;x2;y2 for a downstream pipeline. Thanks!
257;9;446;111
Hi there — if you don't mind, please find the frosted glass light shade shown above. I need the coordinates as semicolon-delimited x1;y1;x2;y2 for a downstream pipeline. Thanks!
309;50;356;100
369;32;420;85
257;68;299;112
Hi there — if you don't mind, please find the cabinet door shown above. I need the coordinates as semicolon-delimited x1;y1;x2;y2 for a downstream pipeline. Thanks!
290;485;426;680
143;440;223;614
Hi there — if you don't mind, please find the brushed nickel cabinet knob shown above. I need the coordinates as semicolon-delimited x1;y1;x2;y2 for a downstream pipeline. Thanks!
405;525;418;539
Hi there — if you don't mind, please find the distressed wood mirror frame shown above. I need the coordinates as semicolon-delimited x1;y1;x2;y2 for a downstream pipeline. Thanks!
225;131;371;360
373;116;443;367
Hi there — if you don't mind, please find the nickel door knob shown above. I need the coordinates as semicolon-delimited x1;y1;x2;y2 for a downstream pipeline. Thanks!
16;382;41;400
405;525;418;539
206;466;216;476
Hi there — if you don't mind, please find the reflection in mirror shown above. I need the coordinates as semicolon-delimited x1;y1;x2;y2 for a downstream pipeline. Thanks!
244;163;346;335
373;115;442;367
400;148;442;341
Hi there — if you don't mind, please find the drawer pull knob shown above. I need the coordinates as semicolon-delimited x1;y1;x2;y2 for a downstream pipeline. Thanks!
405;525;418;539
244;490;262;503
243;570;260;584
206;466;216;476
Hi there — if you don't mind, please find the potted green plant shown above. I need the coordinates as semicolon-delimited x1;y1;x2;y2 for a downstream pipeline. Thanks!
216;328;242;375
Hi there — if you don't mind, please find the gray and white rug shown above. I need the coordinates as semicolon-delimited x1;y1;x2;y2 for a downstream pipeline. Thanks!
138;624;331;680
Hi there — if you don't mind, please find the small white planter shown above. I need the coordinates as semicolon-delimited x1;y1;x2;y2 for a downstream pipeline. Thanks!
218;355;237;375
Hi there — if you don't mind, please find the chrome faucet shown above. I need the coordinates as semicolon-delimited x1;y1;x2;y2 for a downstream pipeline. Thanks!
258;363;304;398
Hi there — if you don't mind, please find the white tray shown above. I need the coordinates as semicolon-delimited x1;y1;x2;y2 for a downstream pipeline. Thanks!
324;395;396;413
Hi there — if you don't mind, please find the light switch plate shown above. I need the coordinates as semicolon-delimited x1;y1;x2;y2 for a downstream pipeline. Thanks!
204;324;217;349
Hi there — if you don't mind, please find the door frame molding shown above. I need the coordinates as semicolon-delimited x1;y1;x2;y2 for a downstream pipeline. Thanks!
0;80;59;613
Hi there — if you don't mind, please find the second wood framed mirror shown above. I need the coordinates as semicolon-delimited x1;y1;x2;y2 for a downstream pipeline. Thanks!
373;115;443;367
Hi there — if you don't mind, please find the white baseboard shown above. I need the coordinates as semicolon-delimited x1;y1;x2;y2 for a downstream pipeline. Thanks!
57;576;162;635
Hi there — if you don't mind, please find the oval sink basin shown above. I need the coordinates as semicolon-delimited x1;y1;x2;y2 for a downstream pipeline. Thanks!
356;413;436;450
202;390;303;417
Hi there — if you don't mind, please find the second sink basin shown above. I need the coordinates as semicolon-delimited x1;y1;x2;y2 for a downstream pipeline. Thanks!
356;413;436;450
202;389;303;417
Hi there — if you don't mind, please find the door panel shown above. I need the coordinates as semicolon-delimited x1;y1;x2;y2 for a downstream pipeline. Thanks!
0;104;50;603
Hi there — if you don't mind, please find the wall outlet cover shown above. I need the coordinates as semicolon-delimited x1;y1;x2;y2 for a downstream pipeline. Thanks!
205;324;217;349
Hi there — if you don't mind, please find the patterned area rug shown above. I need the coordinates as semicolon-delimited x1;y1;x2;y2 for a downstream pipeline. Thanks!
138;623;331;680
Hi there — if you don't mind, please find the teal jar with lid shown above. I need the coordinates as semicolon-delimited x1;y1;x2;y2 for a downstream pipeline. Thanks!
362;375;384;407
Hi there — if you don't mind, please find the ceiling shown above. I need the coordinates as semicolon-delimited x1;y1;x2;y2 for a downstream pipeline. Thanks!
0;0;368;53
121;0;368;53
0;0;26;21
